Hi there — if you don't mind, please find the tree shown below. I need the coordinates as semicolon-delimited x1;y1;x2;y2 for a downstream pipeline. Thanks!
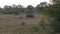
4;5;12;9
40;2;48;7
36;2;48;13
26;5;34;13
11;4;24;15
44;0;60;33
3;5;13;14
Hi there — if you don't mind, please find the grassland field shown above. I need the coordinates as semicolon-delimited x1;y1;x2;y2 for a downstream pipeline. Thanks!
0;13;51;34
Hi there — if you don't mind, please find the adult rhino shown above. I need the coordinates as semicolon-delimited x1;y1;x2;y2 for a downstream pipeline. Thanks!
26;13;35;18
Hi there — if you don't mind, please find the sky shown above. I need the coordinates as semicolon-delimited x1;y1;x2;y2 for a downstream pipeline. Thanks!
0;0;50;8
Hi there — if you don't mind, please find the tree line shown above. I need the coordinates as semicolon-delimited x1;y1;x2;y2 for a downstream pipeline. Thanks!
0;1;48;15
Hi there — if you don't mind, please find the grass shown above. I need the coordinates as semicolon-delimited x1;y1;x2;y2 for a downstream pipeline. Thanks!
0;14;50;34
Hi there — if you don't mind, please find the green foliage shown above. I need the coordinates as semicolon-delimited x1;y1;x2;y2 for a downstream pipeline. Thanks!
33;19;47;34
44;1;60;33
33;26;39;32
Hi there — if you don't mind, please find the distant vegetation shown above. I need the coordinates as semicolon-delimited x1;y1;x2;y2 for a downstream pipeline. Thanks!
0;1;48;15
